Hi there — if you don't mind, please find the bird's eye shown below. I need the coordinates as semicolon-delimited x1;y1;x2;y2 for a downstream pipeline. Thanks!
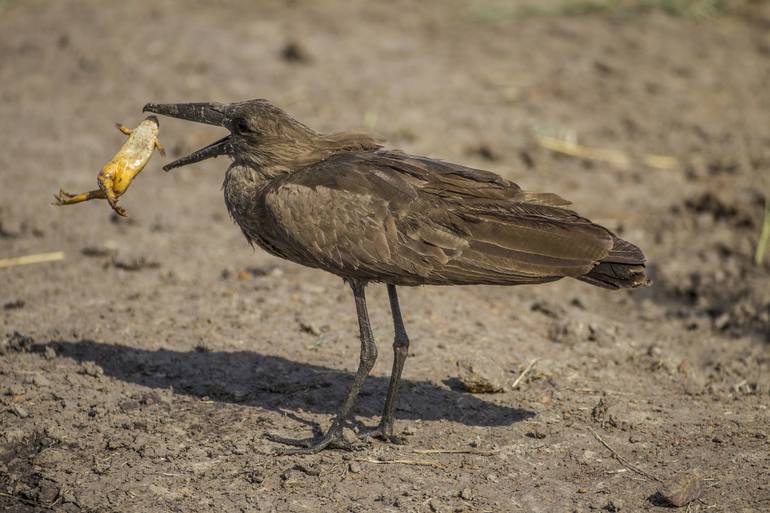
233;118;251;134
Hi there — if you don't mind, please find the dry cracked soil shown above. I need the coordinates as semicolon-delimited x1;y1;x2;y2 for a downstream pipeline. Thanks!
1;1;769;512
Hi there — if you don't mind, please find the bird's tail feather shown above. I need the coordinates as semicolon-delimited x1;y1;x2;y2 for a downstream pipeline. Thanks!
578;237;650;290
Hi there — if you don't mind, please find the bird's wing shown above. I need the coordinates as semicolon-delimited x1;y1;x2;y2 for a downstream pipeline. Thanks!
263;151;614;285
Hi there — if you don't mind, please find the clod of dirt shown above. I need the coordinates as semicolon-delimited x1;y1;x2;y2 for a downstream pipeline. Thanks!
0;331;33;354
297;318;322;336
348;462;362;473
111;255;160;271
244;470;264;484
23;374;50;387
10;405;30;418
682;191;757;228
281;41;311;64
656;470;703;507
519;149;535;169
603;498;624;511
341;427;359;446
78;361;104;377
290;463;321;477
530;300;565;319
465;143;500;162
459;488;473;501
677;360;706;396
428;499;443;513
3;299;25;310
549;319;615;347
42;346;57;360
591;397;624;429
221;265;275;280
456;357;505;393
0;431;57;512
81;244;118;258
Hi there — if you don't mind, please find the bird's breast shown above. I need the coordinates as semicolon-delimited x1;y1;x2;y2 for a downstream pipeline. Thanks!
222;165;298;261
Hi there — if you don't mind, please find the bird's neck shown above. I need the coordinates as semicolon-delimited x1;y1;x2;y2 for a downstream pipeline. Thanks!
224;163;285;193
235;131;382;171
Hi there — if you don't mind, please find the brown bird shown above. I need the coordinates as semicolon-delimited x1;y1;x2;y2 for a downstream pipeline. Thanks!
143;99;649;454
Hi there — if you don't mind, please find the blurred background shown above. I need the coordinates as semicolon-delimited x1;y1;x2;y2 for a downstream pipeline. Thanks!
1;1;769;512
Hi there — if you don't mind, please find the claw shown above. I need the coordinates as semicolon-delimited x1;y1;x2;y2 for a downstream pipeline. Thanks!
358;424;407;445
264;429;365;455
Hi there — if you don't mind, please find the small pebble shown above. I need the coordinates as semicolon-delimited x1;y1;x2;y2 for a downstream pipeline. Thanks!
29;374;50;387
11;405;29;418
79;361;104;377
349;462;362;473
657;470;703;507
245;470;264;484
341;427;358;445
459;488;472;501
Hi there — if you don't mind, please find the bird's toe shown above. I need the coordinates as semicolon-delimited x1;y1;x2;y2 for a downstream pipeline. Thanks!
358;424;407;445
265;429;365;455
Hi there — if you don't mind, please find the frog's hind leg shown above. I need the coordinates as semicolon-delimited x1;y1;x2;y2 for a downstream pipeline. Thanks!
97;181;128;218
154;139;166;156
115;123;133;136
53;188;106;206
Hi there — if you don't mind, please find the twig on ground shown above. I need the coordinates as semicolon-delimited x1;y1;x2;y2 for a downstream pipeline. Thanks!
535;132;679;171
589;428;663;483
412;448;498;456
356;458;444;468
0;251;65;269
568;388;634;396
535;134;631;169
512;358;540;389
643;154;680;170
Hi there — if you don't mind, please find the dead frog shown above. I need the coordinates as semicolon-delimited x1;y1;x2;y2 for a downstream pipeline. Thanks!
54;115;164;217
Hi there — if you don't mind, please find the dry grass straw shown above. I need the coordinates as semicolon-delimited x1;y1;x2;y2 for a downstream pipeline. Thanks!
0;251;65;269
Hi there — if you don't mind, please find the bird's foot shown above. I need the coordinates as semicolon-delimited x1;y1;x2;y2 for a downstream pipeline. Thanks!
358;423;407;445
264;428;365;455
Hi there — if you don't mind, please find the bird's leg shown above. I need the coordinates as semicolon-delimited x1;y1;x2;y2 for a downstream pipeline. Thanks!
265;280;378;454
361;284;410;443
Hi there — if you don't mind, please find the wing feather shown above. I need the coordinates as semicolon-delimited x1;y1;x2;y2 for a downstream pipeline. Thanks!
260;150;619;285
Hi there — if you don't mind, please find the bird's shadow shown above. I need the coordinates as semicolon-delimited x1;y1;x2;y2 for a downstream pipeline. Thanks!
34;340;534;427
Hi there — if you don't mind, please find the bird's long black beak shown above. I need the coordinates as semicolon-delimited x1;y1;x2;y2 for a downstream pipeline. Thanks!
143;102;231;171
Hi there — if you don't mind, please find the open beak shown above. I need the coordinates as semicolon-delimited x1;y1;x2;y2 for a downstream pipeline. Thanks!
143;102;231;171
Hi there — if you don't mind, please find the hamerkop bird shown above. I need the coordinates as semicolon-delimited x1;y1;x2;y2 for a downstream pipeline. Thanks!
144;99;649;454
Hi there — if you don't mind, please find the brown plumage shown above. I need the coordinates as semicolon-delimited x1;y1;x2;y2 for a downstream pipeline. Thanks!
144;99;649;454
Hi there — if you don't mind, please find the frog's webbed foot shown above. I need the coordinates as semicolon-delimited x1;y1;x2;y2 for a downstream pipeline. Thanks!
53;189;74;205
112;204;128;217
115;123;133;136
155;140;166;157
104;193;127;217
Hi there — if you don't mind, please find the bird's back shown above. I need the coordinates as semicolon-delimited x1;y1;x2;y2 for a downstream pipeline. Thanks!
229;149;647;288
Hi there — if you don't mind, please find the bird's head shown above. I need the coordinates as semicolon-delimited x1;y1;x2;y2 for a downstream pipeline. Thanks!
143;99;317;171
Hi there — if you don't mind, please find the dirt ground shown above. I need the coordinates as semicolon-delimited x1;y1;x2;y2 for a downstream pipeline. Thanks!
2;1;770;512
